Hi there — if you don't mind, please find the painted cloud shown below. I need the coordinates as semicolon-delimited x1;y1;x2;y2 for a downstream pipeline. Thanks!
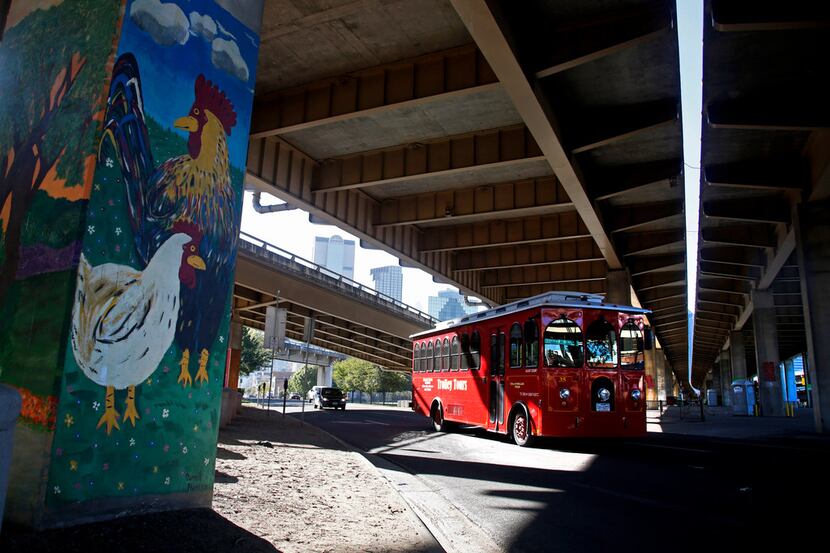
130;0;189;46
211;37;249;82
189;12;217;41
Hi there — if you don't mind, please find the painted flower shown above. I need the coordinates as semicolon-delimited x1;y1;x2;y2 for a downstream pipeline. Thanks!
87;225;95;235
153;466;159;474
115;227;122;236
64;414;74;427
203;457;210;466
69;460;78;471
163;444;170;452
92;401;101;411
219;335;224;343
182;446;188;454
53;486;61;495
129;438;136;447
103;463;109;471
105;157;114;168
164;477;171;485
193;425;199;432
162;408;170;418
117;482;125;490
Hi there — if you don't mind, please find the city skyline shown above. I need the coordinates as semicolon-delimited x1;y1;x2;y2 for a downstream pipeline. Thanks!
313;234;355;280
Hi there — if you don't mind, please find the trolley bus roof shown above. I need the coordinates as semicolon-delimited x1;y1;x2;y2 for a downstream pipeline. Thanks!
411;291;651;338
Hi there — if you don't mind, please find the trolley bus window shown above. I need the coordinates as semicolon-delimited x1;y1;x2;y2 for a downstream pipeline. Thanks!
413;343;420;372
498;332;506;374
442;338;450;371
524;318;539;368
544;317;584;368
471;330;481;369
509;323;523;368
427;341;434;372
460;333;470;370
451;336;460;371
620;319;644;369
587;318;618;368
433;339;441;372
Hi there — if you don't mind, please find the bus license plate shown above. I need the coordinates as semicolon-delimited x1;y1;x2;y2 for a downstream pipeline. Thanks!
596;403;611;412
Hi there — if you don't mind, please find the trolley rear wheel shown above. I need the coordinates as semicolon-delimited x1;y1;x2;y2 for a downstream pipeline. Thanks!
431;403;449;432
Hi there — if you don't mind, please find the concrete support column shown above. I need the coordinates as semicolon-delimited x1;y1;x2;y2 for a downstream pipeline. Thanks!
0;1;264;528
225;321;243;389
751;289;785;416
605;270;631;305
654;348;667;401
645;341;658;402
720;349;733;406
795;200;830;433
730;330;748;380
317;365;333;387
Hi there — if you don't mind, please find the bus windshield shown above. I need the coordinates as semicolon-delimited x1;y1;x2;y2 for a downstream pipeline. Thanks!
544;317;584;368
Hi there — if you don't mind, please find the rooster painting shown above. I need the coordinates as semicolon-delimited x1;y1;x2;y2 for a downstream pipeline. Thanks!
71;224;205;434
100;53;240;389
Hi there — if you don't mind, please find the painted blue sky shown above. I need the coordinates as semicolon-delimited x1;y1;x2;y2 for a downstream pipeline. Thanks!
118;0;260;168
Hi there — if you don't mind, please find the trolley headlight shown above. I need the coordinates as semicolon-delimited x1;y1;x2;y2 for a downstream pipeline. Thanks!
559;388;570;400
597;387;611;402
631;389;642;401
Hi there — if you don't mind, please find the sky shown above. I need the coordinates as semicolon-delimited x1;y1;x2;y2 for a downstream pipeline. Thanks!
238;0;704;321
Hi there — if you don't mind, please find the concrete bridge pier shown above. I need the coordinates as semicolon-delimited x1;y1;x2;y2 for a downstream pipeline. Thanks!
0;1;264;529
751;289;785;417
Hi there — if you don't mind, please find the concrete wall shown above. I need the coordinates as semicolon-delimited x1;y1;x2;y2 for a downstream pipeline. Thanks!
1;0;263;528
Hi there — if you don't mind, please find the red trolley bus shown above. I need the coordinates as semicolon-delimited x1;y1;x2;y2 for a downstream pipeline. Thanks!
411;291;650;446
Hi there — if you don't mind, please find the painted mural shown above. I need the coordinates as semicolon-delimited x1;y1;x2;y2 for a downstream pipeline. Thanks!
0;1;123;431
45;0;260;508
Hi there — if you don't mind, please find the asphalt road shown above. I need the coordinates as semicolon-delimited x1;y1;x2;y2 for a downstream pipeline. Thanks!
291;403;829;553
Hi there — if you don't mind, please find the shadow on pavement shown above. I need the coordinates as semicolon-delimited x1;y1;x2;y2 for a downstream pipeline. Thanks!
0;508;280;553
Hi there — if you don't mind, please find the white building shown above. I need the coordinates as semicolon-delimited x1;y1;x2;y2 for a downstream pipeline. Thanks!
313;235;355;280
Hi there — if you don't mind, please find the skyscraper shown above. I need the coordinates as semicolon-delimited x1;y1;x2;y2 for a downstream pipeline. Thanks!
427;289;479;321
313;235;355;279
370;265;403;302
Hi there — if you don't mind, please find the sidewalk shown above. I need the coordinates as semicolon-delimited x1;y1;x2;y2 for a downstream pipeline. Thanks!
1;406;440;553
647;404;824;442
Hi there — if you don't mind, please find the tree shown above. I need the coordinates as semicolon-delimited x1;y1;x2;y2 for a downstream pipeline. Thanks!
288;365;317;396
0;1;121;300
240;327;271;376
332;358;411;403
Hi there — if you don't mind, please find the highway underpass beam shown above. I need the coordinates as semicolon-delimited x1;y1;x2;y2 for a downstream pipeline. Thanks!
795;200;830;433
751;289;785;417
0;1;264;528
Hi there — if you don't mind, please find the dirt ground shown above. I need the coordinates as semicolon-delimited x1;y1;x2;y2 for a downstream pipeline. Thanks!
1;406;436;553
212;406;436;553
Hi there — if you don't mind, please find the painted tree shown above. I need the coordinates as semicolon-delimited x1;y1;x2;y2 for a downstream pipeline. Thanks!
240;327;271;376
0;0;120;300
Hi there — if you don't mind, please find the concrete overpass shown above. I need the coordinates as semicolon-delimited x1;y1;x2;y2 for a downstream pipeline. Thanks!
245;0;688;387
233;232;435;371
692;0;830;428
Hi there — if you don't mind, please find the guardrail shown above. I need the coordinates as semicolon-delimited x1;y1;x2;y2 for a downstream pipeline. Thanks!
237;232;437;327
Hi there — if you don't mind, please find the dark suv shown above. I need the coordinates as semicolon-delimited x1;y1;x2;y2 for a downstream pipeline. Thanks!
313;387;347;410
